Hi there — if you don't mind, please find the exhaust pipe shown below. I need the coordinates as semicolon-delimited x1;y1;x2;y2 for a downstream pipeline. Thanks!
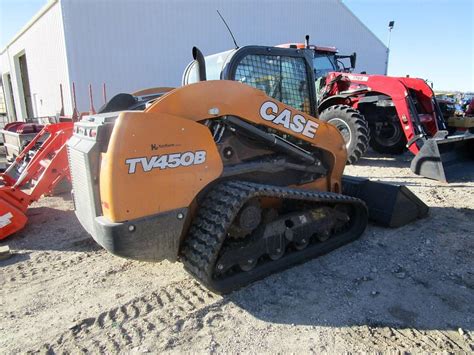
192;47;207;81
305;35;310;49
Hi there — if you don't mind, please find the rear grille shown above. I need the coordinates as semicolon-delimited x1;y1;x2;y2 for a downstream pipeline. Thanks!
68;146;97;235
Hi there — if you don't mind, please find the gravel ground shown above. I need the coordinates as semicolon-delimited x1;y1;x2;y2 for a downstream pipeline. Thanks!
1;150;473;353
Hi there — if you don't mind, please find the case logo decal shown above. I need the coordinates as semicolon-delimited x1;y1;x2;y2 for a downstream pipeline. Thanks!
259;101;319;138
126;150;206;174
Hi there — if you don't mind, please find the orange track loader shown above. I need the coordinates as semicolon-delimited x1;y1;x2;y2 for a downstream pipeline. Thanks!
68;46;427;293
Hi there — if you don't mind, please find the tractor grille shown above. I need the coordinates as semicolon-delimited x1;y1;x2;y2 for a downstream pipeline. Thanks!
67;144;98;235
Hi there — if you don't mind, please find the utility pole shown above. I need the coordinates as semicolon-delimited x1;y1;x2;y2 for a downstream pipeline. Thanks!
386;20;395;75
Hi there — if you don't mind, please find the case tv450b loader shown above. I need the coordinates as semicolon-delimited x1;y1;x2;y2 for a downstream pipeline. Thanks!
68;46;427;293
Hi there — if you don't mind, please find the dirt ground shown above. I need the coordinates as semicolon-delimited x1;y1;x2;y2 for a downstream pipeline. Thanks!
1;150;473;353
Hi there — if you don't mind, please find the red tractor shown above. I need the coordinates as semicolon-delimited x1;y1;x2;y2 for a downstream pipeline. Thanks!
280;39;474;182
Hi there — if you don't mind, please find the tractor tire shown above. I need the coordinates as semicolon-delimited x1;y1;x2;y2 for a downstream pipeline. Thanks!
319;105;369;164
369;121;407;155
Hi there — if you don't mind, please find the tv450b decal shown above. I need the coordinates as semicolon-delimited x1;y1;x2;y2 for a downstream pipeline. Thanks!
126;150;206;174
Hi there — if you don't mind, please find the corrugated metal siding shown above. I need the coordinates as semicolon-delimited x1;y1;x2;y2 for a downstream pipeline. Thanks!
0;2;71;120
62;0;387;112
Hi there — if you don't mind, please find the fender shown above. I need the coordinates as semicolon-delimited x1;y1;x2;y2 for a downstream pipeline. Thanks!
318;94;353;113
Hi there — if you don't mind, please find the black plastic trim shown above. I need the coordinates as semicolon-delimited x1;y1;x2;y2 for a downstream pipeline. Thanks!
93;208;188;262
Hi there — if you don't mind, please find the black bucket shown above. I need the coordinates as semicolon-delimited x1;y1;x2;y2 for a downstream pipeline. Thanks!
410;131;474;183
342;176;429;228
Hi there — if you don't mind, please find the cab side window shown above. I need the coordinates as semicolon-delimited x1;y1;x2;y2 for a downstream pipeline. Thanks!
234;54;311;114
313;54;337;79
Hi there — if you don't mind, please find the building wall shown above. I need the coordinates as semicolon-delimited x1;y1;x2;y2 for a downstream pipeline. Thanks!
62;0;387;113
0;0;387;118
0;89;6;115
0;1;71;121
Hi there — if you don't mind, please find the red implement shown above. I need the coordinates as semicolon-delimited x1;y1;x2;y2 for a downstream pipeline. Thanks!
0;122;73;239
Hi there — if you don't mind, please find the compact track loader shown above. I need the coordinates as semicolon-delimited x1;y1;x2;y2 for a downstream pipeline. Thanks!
68;46;427;293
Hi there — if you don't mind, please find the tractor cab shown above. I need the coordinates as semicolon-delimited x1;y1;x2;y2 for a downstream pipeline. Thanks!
276;42;357;104
312;46;340;78
277;43;356;79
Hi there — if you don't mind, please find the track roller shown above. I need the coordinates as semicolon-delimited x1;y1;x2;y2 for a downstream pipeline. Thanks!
182;181;368;294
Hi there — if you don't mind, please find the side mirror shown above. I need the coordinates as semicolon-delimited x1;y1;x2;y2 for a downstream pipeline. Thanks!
350;52;357;69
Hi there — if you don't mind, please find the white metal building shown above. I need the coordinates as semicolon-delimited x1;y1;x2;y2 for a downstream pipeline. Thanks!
0;0;387;122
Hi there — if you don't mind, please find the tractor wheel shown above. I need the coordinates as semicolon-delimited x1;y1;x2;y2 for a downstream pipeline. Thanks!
369;121;407;155
319;105;369;164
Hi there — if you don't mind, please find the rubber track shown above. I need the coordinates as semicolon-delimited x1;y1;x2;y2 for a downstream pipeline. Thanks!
182;180;368;294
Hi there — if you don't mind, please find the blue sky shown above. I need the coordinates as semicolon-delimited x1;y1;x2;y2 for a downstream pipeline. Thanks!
0;0;45;44
1;0;473;91
342;0;474;92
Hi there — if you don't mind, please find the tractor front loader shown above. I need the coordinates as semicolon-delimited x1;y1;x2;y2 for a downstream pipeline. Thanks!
280;39;474;182
320;73;474;182
68;46;427;293
0;122;73;239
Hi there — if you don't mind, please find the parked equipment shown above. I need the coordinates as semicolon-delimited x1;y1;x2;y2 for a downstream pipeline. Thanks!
68;45;427;293
280;39;474;182
320;73;474;182
0;122;73;239
1;121;47;163
0;84;167;240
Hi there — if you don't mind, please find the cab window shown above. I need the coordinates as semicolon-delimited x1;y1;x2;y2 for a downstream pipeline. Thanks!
234;54;311;114
313;54;337;79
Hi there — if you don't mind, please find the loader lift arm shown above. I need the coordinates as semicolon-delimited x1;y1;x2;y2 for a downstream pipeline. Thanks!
0;122;73;239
